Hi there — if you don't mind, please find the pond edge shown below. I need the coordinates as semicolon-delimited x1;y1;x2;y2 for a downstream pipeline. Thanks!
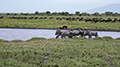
0;27;120;32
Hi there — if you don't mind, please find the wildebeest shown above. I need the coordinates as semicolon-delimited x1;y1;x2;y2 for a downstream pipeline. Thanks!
81;30;98;39
56;17;60;20
112;18;117;22
59;25;67;29
34;17;38;19
28;17;34;19
0;16;4;19
56;17;62;20
49;17;53;19
55;29;73;38
84;18;92;22
43;17;47;19
62;25;67;29
117;19;120;22
39;17;43;19
79;17;83;21
105;18;112;22
99;18;105;22
66;17;71;21
92;18;99;23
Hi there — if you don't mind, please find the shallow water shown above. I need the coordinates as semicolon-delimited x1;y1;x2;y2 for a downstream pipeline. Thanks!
0;28;120;41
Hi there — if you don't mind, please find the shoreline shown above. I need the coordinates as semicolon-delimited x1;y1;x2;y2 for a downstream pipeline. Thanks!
0;27;120;32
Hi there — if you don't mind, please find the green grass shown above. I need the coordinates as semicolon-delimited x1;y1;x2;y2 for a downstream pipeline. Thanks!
0;37;120;67
0;15;120;30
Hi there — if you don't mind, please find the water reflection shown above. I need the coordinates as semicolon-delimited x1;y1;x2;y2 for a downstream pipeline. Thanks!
0;28;120;41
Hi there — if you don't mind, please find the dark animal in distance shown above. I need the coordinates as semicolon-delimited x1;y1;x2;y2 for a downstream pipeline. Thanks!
0;16;4;19
59;25;67;29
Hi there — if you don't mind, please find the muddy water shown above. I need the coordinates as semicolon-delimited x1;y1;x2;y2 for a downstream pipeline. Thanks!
0;28;120;41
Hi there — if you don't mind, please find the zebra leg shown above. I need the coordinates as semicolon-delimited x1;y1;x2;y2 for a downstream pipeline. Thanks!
95;35;97;38
64;35;66;38
69;34;73;38
61;34;64;39
89;35;92;39
56;34;60;39
95;33;99;38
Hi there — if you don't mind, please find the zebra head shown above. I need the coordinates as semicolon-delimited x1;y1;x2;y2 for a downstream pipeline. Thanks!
55;29;62;35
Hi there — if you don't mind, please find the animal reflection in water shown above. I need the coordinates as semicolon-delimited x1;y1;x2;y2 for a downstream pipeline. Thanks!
55;29;99;39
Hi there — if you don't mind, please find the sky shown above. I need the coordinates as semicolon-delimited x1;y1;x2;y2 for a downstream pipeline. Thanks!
0;0;120;13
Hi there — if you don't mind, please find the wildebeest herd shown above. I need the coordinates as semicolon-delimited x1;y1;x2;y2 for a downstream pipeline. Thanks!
56;17;120;23
0;16;120;23
55;29;99;39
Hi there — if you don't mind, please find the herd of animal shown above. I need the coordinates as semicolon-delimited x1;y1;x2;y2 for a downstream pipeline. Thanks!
0;16;120;23
56;17;120;23
55;29;98;39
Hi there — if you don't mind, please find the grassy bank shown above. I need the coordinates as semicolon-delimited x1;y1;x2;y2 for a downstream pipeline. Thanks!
0;15;120;30
0;37;120;67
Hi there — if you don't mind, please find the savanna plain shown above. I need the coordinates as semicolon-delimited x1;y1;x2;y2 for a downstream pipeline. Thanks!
0;15;120;67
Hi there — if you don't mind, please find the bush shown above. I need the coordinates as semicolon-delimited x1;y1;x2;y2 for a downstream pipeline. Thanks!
0;39;9;42
11;40;24;42
73;36;87;39
94;37;103;40
0;39;5;42
26;37;46;42
115;37;120;40
102;36;113;41
102;36;113;39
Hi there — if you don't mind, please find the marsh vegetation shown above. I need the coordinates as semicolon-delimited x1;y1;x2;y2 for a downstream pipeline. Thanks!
0;37;120;67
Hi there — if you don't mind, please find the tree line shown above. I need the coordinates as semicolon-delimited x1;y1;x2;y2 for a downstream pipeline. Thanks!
1;11;120;16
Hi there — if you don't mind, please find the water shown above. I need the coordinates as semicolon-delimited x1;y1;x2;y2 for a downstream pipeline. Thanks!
0;28;56;41
0;28;120;41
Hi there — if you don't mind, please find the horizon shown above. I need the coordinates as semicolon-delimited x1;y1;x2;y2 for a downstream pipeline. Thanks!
0;0;120;13
0;10;120;14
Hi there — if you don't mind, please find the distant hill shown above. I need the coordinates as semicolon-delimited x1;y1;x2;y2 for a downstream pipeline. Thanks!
84;3;120;13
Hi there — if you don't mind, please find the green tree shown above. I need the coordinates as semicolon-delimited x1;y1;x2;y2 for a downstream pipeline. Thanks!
81;12;90;16
46;11;51;15
61;12;65;15
113;12;119;16
64;12;69;16
7;13;10;15
75;11;80;16
24;13;28;15
35;11;39;15
58;12;62;15
21;13;23;15
52;12;58;15
92;12;99;16
105;11;113;16
39;12;46;16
